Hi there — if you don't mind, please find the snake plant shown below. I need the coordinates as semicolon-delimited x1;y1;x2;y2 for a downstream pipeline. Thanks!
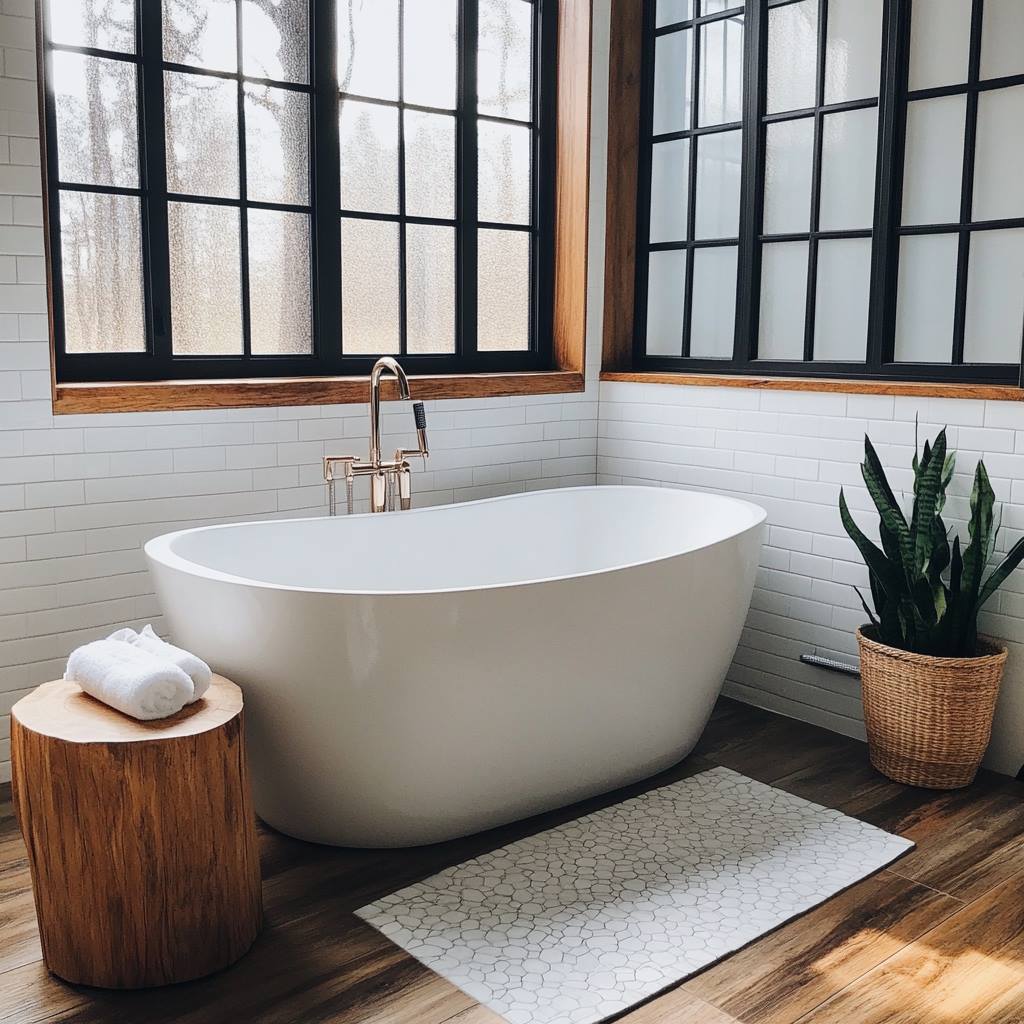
839;428;1024;657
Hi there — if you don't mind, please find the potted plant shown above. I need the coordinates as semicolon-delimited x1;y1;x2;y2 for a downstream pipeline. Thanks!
839;427;1024;789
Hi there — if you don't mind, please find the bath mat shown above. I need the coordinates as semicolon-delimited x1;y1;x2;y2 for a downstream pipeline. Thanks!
357;767;914;1024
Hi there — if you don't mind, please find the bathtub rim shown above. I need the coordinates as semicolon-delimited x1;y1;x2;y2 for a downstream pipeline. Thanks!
144;485;767;598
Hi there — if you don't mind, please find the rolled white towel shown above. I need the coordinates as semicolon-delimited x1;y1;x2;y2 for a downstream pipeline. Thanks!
65;639;194;721
108;624;212;703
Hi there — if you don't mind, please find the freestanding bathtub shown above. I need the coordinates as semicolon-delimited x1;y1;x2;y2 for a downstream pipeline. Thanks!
145;486;765;847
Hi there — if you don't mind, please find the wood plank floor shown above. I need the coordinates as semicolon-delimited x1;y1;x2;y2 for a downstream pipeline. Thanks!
2;697;1023;1024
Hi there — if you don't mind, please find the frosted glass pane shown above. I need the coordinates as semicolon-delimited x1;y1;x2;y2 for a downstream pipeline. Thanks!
478;229;530;351
645;250;686;356
902;96;966;226
404;0;457;109
981;0;1024;80
242;0;308;84
819;107;878;231
894;234;957;363
248;210;312;355
478;0;533;122
650;139;689;244
407;225;456;354
698;16;744;127
168;202;242;355
763;117;813;235
341;219;399;354
654;30;693;135
964;230;1024;363
908;0;971;90
824;0;882;104
478;120;531;226
694;129;741;240
690;246;738;358
164;71;238;198
53;53;138;189
163;0;237;72
704;0;743;11
767;1;817;115
405;112;456;220
758;241;808;360
813;237;871;361
338;0;399;101
656;0;692;26
339;100;398;214
48;0;135;52
973;86;1024;223
60;191;145;354
244;85;309;206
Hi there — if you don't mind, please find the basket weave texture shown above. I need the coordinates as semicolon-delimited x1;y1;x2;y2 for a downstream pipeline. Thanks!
857;628;1007;790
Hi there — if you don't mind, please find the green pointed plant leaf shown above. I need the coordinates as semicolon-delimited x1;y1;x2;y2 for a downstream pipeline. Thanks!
910;428;946;577
855;586;880;628
977;534;1024;613
840;489;903;601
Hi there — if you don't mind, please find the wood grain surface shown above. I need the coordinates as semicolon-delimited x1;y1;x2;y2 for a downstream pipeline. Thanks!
10;677;262;989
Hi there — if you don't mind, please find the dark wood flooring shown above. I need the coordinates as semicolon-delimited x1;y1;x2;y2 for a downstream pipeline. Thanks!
3;698;1024;1023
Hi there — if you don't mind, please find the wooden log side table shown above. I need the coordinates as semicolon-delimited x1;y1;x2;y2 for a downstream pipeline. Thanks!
11;675;262;989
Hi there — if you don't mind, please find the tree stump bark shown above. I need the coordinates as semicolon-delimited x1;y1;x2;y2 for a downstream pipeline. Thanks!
11;676;262;989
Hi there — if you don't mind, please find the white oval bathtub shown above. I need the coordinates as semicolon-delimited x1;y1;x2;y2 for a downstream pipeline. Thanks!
145;486;766;847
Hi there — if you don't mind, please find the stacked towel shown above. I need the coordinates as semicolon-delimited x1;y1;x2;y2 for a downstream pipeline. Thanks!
109;625;212;702
64;625;213;721
65;640;195;721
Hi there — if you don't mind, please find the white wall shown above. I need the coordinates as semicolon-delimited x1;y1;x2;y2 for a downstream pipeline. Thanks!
0;0;611;782
598;381;1024;776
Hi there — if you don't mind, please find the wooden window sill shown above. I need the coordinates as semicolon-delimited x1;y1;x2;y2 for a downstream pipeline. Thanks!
53;371;586;415
600;371;1024;402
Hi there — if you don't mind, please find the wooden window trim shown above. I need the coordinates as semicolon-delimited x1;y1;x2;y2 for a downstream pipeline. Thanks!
600;371;1024;402
45;0;591;415
601;0;1024;402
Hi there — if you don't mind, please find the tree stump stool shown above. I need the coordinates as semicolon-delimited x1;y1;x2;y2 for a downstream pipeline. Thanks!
11;675;262;989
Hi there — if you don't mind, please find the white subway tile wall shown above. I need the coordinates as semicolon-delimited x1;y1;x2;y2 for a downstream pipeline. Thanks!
0;1;610;781
598;381;1024;776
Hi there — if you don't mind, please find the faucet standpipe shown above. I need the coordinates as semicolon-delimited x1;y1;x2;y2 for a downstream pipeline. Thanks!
323;358;430;515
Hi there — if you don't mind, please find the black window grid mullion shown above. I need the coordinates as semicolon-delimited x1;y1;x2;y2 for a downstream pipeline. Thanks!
532;0;555;358
314;0;341;370
801;0;828;363
397;0;408;357
138;0;172;371
680;5;701;358
951;0;985;367
735;0;764;364
868;0;909;371
235;0;252;361
39;0;67;372
458;0;479;360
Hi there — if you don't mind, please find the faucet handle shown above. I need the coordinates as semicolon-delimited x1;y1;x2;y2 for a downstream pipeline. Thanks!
323;454;357;481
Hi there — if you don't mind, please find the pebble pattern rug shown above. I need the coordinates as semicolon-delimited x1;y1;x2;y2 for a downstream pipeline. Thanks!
357;766;913;1024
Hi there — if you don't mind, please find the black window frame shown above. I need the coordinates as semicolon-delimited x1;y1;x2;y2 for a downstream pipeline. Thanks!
633;0;1024;387
39;0;558;385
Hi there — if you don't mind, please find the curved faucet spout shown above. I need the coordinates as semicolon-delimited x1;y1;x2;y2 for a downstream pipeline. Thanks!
369;356;412;465
371;356;411;400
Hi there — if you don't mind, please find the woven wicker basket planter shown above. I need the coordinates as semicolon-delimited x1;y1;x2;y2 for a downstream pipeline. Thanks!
856;628;1007;789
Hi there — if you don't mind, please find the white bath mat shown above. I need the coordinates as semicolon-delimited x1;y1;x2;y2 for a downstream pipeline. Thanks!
357;766;913;1024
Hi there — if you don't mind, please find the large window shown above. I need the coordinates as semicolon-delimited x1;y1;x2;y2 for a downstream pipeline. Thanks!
633;0;1024;385
41;0;557;385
